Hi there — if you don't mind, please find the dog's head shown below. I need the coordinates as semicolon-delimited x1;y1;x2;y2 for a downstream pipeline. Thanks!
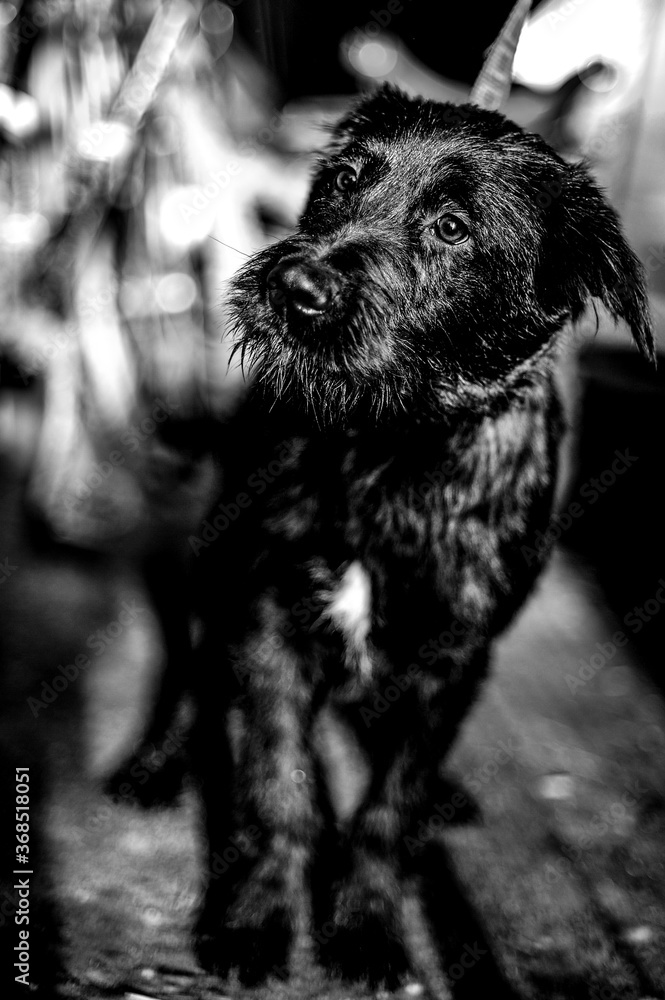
230;85;654;424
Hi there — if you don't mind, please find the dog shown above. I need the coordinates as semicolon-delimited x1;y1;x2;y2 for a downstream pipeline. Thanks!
185;82;654;992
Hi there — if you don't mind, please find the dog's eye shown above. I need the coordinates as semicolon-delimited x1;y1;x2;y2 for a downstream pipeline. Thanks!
433;214;469;244
334;167;358;192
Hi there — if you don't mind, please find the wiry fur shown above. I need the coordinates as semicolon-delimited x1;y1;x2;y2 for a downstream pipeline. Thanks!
189;86;653;991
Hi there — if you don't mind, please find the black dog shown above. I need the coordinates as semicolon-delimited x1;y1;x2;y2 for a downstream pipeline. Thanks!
188;84;654;990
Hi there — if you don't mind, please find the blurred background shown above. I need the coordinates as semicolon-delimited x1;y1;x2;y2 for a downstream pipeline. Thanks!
0;2;664;998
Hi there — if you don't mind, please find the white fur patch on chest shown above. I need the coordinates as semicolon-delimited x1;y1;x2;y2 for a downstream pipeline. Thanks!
320;561;374;682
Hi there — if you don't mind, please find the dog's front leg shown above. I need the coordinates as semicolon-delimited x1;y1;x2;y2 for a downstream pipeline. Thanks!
318;679;439;986
197;598;322;985
321;632;490;988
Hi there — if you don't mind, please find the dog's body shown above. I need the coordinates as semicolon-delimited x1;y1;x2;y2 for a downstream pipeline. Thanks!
188;86;653;988
194;386;561;986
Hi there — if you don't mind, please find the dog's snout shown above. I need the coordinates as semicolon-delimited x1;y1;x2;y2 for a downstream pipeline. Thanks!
267;257;339;317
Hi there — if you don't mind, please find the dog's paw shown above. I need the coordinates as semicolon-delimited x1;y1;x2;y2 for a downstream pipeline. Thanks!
316;856;409;986
196;871;295;986
196;912;292;985
318;914;410;989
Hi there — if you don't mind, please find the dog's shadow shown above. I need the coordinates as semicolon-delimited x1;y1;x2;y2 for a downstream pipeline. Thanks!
408;839;520;999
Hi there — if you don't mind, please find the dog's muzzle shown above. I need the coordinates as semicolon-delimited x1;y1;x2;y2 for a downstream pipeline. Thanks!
267;256;340;318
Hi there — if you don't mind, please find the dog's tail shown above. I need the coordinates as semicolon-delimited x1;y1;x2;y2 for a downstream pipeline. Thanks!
470;0;532;112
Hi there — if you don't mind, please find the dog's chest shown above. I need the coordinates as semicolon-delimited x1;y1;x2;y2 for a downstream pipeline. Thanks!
317;560;375;683
251;408;555;679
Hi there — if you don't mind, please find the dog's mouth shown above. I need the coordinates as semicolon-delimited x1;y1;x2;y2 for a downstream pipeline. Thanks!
266;255;341;321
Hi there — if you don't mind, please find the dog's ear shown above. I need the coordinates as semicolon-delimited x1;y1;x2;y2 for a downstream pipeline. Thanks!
544;163;655;364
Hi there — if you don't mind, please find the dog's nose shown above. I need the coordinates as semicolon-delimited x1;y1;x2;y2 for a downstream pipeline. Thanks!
267;258;339;316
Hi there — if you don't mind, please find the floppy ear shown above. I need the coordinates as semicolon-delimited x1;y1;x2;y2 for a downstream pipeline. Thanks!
544;163;655;365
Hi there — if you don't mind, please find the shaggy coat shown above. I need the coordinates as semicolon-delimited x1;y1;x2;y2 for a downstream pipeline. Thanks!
191;86;653;989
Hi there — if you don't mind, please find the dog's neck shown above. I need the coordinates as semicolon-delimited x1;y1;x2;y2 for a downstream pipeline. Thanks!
245;326;564;435
435;333;564;419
